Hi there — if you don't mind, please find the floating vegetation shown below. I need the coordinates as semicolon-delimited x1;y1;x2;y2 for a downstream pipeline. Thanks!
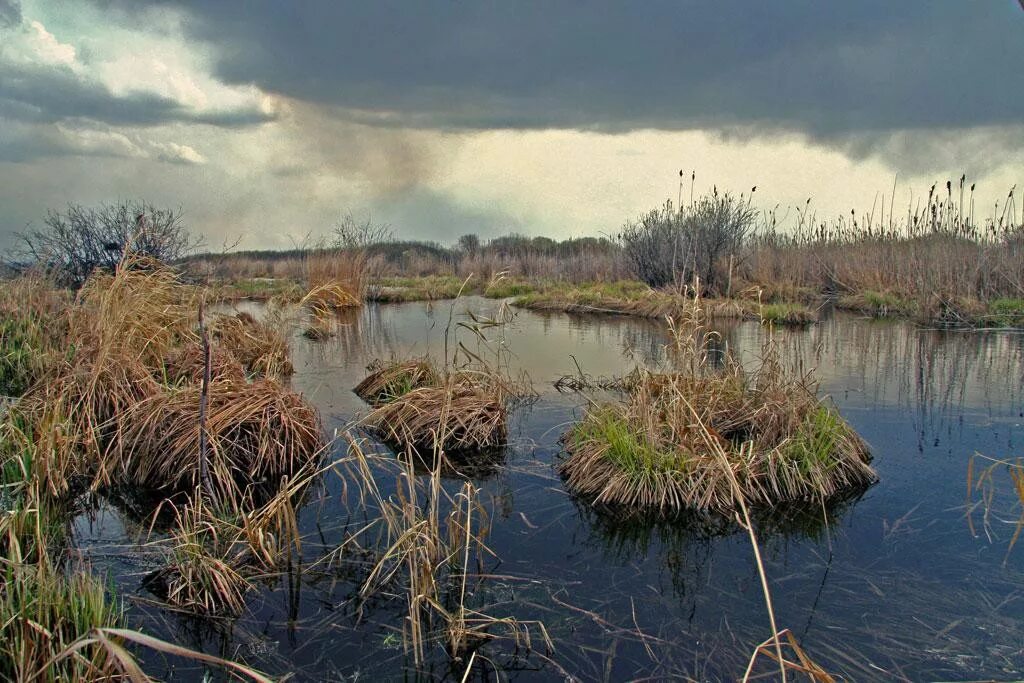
560;306;874;514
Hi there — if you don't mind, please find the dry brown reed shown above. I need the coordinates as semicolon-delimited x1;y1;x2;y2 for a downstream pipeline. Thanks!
362;383;507;455
144;498;251;616
340;436;551;668
210;311;293;377
8;257;319;499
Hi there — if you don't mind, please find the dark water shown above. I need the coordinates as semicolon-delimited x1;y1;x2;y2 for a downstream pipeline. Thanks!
73;297;1024;681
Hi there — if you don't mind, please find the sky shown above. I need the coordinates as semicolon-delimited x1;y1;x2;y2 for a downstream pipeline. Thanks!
0;0;1022;250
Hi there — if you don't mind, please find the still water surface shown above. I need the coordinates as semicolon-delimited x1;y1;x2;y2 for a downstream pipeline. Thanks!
75;298;1024;681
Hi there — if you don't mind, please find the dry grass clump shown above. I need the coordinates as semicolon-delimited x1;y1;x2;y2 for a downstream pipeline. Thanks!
354;358;440;405
109;377;322;496
211;311;293;378
362;383;507;454
143;501;251;616
7;258;315;498
560;313;874;514
162;341;247;384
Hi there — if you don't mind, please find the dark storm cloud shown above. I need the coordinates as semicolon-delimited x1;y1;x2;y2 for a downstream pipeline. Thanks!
0;61;274;129
91;0;1023;138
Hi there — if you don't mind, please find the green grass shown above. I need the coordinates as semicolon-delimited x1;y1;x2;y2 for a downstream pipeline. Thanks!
779;406;846;476
0;563;123;682
570;409;687;478
987;298;1024;327
370;275;475;301
759;302;815;326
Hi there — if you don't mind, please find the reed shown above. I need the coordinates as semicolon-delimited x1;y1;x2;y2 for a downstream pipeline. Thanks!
341;436;550;669
210;311;293;378
144;498;251;616
362;382;507;455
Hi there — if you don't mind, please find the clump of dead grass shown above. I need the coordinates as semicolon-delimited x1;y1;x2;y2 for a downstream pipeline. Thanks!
109;377;322;497
354;358;440;406
362;382;507;454
560;305;874;514
211;311;293;378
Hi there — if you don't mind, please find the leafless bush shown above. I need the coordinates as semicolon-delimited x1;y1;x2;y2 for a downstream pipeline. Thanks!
331;211;392;250
620;193;756;293
16;201;196;288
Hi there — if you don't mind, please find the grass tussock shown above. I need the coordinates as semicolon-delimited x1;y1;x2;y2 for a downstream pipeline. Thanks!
4;259;320;498
560;308;874;514
111;377;322;496
354;358;440;406
758;302;817;326
362;383;507;454
211;311;293;378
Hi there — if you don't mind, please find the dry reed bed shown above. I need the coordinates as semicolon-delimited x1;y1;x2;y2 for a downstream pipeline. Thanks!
9;259;322;499
560;329;874;514
109;377;321;496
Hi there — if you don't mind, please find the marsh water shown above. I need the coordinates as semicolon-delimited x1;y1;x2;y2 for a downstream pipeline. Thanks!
74;297;1024;681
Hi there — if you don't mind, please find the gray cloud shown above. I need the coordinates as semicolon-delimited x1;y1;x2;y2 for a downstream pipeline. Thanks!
0;60;274;129
0;0;20;28
91;1;1023;140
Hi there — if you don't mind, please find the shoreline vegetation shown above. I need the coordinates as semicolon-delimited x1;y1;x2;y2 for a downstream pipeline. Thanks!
178;180;1022;330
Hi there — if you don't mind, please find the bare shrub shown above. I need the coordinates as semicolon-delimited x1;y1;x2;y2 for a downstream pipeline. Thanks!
620;193;756;293
16;201;196;288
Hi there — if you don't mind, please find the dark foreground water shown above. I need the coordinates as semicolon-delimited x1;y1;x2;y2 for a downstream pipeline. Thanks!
74;298;1024;681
